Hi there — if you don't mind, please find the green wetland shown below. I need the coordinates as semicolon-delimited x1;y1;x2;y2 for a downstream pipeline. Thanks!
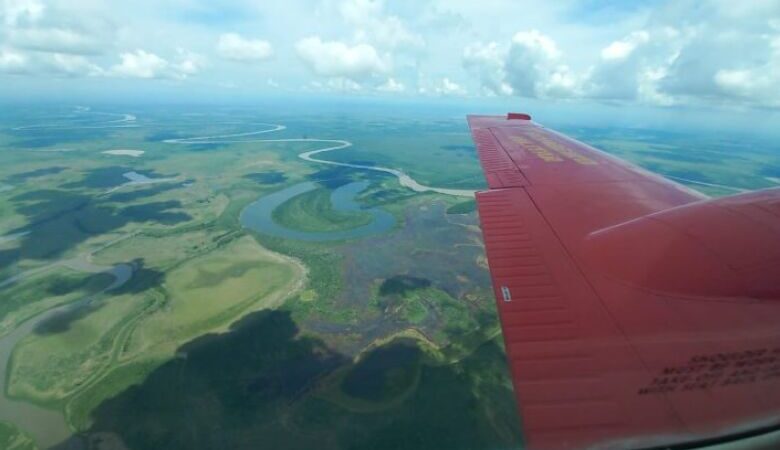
0;103;777;450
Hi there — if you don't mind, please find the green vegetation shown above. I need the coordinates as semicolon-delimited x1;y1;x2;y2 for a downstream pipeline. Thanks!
0;269;114;336
243;170;287;184
253;233;348;325
272;187;373;232
561;126;780;195
123;236;302;360
80;310;521;450
376;284;481;331
355;175;429;219
8;235;305;429
9;288;152;406
0;422;37;450
320;126;487;190
446;199;477;215
6;105;773;449
0;107;519;449
341;339;421;402
379;275;431;297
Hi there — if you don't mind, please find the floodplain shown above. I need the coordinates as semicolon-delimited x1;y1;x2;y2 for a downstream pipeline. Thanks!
0;103;777;450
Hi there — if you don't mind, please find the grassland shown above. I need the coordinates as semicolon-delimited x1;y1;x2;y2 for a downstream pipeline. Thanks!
0;422;37;450
4;104;776;449
122;235;304;359
0;113;353;434
251;233;348;326
8;234;305;429
324;131;486;190
0;110;323;436
272;187;373;232
446;199;477;215
9;287;150;407
0;268;115;337
559;126;780;196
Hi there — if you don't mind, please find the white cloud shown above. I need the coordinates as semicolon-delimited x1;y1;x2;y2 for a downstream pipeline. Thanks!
9;27;103;55
1;0;115;57
377;77;405;92
459;1;780;108
1;0;44;26
46;53;103;76
305;74;408;94
712;35;780;107
0;48;27;73
464;30;583;99
305;77;364;93
0;49;104;77
0;47;104;77
601;31;650;61
459;8;780;109
327;77;363;91
438;78;466;95
587;28;681;103
339;0;423;51
505;30;582;98
296;36;388;80
339;0;382;24
586;1;780;108
657;23;780;108
637;65;676;106
112;50;168;79
1;0;779;111
512;30;561;60
174;48;206;76
217;33;273;62
421;77;466;96
714;69;751;93
111;49;202;80
0;0;114;64
463;42;512;95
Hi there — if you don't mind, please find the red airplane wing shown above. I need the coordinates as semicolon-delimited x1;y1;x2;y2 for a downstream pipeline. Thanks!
469;114;780;450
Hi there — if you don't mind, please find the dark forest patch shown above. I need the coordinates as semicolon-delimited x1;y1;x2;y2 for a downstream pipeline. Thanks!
243;171;287;184
379;275;432;297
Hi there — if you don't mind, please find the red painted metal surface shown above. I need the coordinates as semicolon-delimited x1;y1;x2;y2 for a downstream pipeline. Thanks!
468;114;780;450
508;112;533;120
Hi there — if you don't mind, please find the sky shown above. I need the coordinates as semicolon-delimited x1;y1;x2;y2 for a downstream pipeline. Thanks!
1;0;780;131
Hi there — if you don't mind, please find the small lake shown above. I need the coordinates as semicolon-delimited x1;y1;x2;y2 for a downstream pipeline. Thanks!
123;171;153;183
0;232;30;246
240;181;395;242
122;171;178;186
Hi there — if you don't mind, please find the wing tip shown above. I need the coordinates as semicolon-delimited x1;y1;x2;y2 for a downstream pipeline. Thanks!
467;113;535;130
507;112;532;120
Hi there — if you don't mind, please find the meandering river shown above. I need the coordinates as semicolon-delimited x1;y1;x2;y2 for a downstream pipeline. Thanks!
164;123;475;198
171;122;473;241
240;180;395;241
0;116;474;448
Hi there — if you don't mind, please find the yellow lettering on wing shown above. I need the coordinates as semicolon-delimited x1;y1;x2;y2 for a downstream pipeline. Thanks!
540;136;598;165
511;132;598;165
510;136;562;162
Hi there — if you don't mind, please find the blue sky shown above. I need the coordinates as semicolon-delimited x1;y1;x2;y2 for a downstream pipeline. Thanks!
1;0;779;131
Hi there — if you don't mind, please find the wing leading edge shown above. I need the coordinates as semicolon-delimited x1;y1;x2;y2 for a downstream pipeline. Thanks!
469;114;780;450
